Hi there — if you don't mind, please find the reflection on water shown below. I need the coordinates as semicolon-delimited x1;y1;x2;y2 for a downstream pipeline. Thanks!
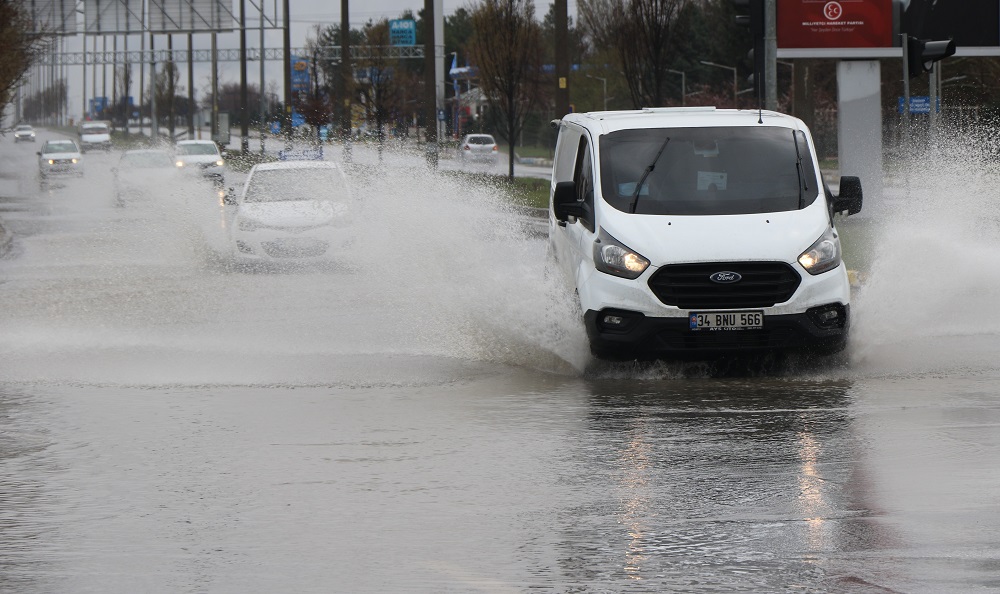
545;378;904;590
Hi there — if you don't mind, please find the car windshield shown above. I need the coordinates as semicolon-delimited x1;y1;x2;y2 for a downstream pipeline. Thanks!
16;125;32;131
43;141;77;154
82;125;109;134
176;143;220;156
599;126;818;216
120;152;174;169
243;168;349;203
466;136;495;145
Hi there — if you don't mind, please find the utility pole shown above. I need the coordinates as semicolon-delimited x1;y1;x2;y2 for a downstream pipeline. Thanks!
282;0;292;137
423;0;438;166
259;0;266;153
764;0;777;110
187;33;195;138
239;0;249;153
341;0;352;159
554;0;569;117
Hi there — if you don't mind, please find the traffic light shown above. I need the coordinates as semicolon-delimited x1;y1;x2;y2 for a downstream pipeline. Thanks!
906;36;956;78
733;0;765;100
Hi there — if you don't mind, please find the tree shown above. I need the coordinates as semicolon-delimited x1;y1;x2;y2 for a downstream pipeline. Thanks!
469;0;544;178
578;0;686;108
356;19;409;156
0;0;52;124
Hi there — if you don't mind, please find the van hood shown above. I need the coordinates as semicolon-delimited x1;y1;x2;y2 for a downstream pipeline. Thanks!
238;200;347;228
599;198;831;266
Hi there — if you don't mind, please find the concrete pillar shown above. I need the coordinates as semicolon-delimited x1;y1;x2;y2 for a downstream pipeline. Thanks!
837;60;883;205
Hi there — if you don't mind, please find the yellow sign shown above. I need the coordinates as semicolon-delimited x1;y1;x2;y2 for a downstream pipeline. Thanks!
293;61;308;71
559;77;567;89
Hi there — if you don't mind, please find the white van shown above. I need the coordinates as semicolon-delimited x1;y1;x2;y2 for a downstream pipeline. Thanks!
548;107;863;361
78;121;112;152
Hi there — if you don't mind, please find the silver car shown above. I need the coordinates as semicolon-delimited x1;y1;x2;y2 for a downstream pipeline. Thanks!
38;139;83;182
459;134;499;166
13;124;36;143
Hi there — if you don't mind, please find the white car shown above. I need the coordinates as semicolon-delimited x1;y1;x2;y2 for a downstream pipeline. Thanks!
13;124;36;143
38;139;84;183
174;139;225;186
549;107;863;361
459;133;499;165
228;161;354;265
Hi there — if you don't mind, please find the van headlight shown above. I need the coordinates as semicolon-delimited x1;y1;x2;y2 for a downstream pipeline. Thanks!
798;227;841;275
594;228;649;279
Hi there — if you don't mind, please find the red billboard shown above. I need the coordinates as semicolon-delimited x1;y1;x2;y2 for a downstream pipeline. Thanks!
778;0;894;48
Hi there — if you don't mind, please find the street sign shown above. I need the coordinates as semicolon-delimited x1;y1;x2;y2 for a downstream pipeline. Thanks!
437;109;446;121
897;95;939;114
291;57;310;93
389;19;416;46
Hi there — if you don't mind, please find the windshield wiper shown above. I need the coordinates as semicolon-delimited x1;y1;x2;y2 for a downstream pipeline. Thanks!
629;136;670;214
792;131;808;209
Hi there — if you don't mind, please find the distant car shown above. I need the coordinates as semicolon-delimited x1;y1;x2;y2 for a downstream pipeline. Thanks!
14;124;36;143
228;160;354;265
174;139;225;186
78;121;112;152
459;133;499;165
112;149;179;205
38;139;83;183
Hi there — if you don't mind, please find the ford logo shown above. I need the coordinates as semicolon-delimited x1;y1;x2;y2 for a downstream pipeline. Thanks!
709;271;742;283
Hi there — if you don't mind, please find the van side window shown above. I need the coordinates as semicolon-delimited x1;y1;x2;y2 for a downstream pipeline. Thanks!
573;136;595;232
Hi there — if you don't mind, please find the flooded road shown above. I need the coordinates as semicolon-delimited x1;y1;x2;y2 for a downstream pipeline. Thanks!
2;132;1000;593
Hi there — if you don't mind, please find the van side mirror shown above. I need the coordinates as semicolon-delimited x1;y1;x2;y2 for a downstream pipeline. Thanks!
553;181;585;222
833;175;863;216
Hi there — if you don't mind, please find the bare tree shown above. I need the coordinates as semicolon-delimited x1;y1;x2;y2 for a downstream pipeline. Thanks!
579;0;686;108
469;0;543;178
356;19;405;157
0;0;52;124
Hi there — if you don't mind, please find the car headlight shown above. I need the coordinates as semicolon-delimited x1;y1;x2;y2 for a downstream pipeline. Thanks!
798;227;842;275
237;218;259;232
215;160;224;167
47;159;54;165
593;228;650;279
71;158;78;164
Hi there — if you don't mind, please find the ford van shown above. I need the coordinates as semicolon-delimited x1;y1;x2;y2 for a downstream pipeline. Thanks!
548;107;863;361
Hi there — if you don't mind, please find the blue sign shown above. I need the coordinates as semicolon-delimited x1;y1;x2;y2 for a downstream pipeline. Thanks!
89;96;108;117
291;111;305;127
319;125;329;141
269;121;281;134
389;19;416;46
437;109;446;121
898;96;940;114
291;56;310;93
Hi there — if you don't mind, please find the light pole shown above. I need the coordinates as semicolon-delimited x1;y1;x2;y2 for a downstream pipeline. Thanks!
667;69;685;106
700;61;737;108
586;74;607;110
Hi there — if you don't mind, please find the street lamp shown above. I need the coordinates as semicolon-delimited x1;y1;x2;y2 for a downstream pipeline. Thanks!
700;61;737;108
667;69;685;106
586;74;608;110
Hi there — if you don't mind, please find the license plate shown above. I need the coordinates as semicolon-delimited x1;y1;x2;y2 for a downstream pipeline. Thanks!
689;311;763;331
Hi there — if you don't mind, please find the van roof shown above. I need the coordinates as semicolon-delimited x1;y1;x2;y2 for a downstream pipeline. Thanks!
561;107;805;135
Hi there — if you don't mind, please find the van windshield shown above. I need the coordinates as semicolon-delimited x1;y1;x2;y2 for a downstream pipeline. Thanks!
599;126;818;215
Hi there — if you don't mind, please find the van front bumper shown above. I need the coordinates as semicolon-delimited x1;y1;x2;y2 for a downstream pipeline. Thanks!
584;305;849;361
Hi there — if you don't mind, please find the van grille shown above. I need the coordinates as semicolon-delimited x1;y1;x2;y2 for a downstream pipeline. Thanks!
648;262;801;309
